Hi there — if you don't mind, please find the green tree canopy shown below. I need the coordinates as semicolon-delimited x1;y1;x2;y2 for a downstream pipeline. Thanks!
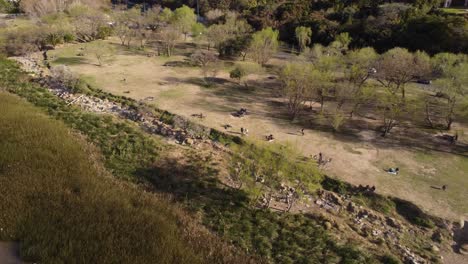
295;26;312;51
248;27;279;65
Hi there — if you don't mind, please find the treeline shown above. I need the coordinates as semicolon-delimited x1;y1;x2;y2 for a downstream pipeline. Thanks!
278;43;468;136
1;3;113;56
115;0;468;54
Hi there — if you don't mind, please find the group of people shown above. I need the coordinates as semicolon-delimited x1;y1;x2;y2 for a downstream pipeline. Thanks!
356;184;376;193
233;108;248;117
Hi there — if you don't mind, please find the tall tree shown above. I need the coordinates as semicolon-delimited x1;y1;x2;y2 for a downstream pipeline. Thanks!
280;62;314;119
432;54;468;130
248;27;279;66
375;48;431;99
342;47;378;117
295;26;312;52
173;5;197;40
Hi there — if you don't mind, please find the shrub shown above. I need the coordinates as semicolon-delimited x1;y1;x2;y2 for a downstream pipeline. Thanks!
381;254;402;264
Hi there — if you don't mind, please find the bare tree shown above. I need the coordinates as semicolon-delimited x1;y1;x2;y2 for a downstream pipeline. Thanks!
158;27;181;56
85;41;115;66
375;48;431;99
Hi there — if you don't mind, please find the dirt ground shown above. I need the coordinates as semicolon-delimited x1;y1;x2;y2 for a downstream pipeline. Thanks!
47;39;468;221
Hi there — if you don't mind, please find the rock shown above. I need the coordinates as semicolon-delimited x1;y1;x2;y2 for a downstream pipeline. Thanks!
324;221;332;230
185;138;194;145
431;230;443;243
347;202;356;213
460;243;468;255
386;217;402;229
326;192;343;205
431;245;440;253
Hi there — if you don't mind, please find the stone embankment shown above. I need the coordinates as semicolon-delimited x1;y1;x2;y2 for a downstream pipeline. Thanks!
11;56;223;148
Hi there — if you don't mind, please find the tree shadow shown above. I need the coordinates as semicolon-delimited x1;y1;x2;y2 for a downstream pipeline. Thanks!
53;57;88;66
134;156;249;209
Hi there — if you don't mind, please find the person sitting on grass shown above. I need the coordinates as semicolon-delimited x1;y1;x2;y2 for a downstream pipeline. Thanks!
266;134;274;142
387;167;399;175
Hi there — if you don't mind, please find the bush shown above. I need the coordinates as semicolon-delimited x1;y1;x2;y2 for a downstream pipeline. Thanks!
50;65;82;91
63;32;76;42
381;254;402;264
230;66;246;83
321;176;352;194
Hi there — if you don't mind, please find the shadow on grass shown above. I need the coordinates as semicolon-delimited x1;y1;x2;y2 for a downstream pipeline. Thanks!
53;57;88;65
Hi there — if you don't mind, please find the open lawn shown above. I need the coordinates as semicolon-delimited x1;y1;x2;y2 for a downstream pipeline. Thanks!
47;39;468;220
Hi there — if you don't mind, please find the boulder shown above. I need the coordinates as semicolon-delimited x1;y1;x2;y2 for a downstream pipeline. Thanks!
185;138;194;145
324;221;332;230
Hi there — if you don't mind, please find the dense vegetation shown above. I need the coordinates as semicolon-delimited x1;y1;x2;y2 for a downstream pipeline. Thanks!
113;0;468;54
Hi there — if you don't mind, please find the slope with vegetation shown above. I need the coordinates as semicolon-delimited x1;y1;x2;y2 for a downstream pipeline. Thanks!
0;60;262;264
1;1;467;263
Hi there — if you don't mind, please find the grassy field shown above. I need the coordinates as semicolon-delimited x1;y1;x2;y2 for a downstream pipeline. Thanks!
45;40;468;221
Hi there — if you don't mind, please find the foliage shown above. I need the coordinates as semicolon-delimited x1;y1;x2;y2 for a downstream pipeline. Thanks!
280;62;315;119
295;26;312;51
229;62;261;87
205;13;252;57
248;27;279;65
85;41;116;66
173;5;197;39
156;26;181;56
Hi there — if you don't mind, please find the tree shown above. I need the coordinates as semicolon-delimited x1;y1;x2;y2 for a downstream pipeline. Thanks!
173;5;197;40
295;26;312;52
230;66;246;85
156;26;181;56
248;27;279;66
378;91;405;137
229;63;261;88
343;47;378;117
433;59;468;130
190;49;220;83
68;4;109;42
19;0;108;17
280;62;315;119
112;6;146;47
375;48;431;99
85;41;115;66
205;13;252;57
328;32;352;55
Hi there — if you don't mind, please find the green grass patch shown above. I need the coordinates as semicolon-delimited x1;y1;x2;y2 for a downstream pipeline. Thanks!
159;86;188;99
